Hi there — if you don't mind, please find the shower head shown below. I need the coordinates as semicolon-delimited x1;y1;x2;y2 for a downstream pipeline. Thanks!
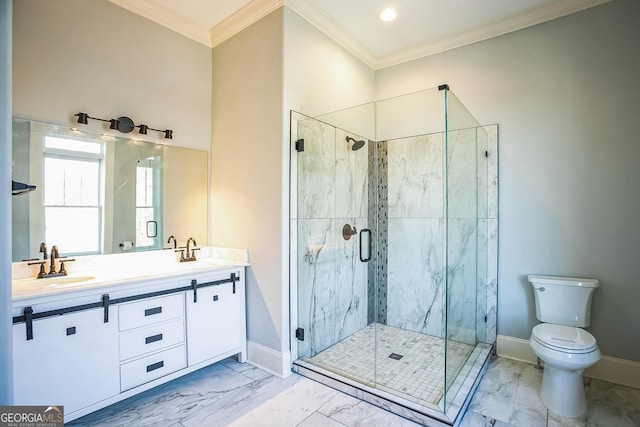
346;136;366;151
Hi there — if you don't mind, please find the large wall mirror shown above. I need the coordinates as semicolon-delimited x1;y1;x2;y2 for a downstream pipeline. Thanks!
12;118;208;262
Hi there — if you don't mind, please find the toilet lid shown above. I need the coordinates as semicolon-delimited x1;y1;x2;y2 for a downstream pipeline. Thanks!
532;324;597;353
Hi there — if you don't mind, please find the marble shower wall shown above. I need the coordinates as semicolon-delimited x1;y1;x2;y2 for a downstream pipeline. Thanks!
386;133;446;337
292;114;370;358
385;125;498;345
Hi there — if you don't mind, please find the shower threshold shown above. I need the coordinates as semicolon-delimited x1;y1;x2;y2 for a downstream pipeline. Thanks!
292;325;492;426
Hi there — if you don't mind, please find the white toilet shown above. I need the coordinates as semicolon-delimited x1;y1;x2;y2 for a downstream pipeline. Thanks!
528;274;600;418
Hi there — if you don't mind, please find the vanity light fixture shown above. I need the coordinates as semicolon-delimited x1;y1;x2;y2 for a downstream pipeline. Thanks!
74;112;173;139
380;7;397;22
76;112;89;125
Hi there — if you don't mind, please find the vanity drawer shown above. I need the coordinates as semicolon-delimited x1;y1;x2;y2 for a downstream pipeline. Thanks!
120;345;186;391
119;318;185;361
119;293;185;331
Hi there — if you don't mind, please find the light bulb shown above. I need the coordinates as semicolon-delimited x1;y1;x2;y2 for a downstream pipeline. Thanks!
380;8;397;22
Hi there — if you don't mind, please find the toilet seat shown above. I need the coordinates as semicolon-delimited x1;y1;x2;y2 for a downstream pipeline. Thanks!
532;323;597;354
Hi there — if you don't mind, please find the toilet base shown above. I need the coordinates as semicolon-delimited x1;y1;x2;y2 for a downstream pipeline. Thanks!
540;364;586;418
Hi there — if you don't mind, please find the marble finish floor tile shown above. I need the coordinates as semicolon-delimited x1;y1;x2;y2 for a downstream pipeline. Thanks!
228;378;341;426
68;359;295;427
316;392;422;427
67;355;640;427
464;357;640;427
297;412;345;427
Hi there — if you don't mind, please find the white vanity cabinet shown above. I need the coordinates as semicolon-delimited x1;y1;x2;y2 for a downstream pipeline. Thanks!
186;272;246;366
12;306;120;414
11;264;247;422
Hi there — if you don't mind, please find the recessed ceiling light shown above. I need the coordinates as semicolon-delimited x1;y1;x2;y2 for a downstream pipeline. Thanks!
379;8;397;22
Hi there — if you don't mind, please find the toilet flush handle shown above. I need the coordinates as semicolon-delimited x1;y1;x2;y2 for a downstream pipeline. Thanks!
535;286;546;292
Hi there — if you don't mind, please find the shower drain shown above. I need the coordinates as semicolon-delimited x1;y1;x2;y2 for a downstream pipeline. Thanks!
388;353;403;360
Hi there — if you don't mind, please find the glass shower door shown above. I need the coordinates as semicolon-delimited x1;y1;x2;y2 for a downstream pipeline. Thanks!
292;111;373;385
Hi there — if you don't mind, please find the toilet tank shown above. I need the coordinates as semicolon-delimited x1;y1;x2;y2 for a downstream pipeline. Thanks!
528;275;599;327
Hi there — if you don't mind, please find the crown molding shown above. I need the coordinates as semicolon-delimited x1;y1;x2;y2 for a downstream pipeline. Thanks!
376;0;613;69
110;0;612;67
209;0;285;48
285;0;377;68
287;0;613;70
108;0;211;46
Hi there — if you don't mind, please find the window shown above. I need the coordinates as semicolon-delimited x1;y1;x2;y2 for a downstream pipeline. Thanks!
43;137;103;255
135;156;162;250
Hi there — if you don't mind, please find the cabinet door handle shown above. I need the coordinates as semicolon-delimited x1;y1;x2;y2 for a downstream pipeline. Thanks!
144;306;162;316
66;326;76;336
145;333;163;344
146;361;164;372
24;307;33;341
192;279;198;303
102;294;110;323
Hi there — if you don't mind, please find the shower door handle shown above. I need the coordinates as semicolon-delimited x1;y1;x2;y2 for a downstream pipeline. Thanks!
359;228;372;262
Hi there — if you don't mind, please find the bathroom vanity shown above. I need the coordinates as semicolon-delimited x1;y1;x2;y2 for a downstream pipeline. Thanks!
10;248;248;422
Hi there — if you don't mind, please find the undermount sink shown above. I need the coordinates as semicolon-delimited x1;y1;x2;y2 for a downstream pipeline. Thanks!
13;275;96;290
44;275;96;287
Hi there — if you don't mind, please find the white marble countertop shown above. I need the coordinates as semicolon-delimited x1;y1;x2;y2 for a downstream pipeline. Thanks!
11;247;249;304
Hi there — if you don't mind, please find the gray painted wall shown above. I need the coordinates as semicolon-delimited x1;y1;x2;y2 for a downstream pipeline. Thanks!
210;6;377;361
13;0;211;151
1;0;13;405
210;9;285;352
376;0;640;361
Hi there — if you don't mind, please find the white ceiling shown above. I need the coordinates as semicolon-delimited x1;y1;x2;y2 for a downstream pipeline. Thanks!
109;0;611;69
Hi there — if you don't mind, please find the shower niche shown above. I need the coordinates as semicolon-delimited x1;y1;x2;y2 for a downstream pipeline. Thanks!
290;86;498;426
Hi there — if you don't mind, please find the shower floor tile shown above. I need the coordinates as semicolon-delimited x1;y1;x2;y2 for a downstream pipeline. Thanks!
305;323;475;407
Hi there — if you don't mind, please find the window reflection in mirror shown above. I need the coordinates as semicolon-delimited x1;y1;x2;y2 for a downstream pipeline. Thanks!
135;156;162;250
11;118;208;262
43;136;103;255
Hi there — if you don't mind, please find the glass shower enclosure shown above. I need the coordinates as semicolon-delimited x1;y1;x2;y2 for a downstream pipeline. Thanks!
290;86;498;426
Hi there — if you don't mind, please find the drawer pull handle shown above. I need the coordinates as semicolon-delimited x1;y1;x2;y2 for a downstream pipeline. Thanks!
146;361;164;372
66;326;76;336
144;307;162;316
145;333;163;344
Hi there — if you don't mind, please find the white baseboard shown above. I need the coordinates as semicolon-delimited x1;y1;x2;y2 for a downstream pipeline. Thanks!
496;335;537;364
585;355;640;390
496;335;640;389
246;340;292;378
